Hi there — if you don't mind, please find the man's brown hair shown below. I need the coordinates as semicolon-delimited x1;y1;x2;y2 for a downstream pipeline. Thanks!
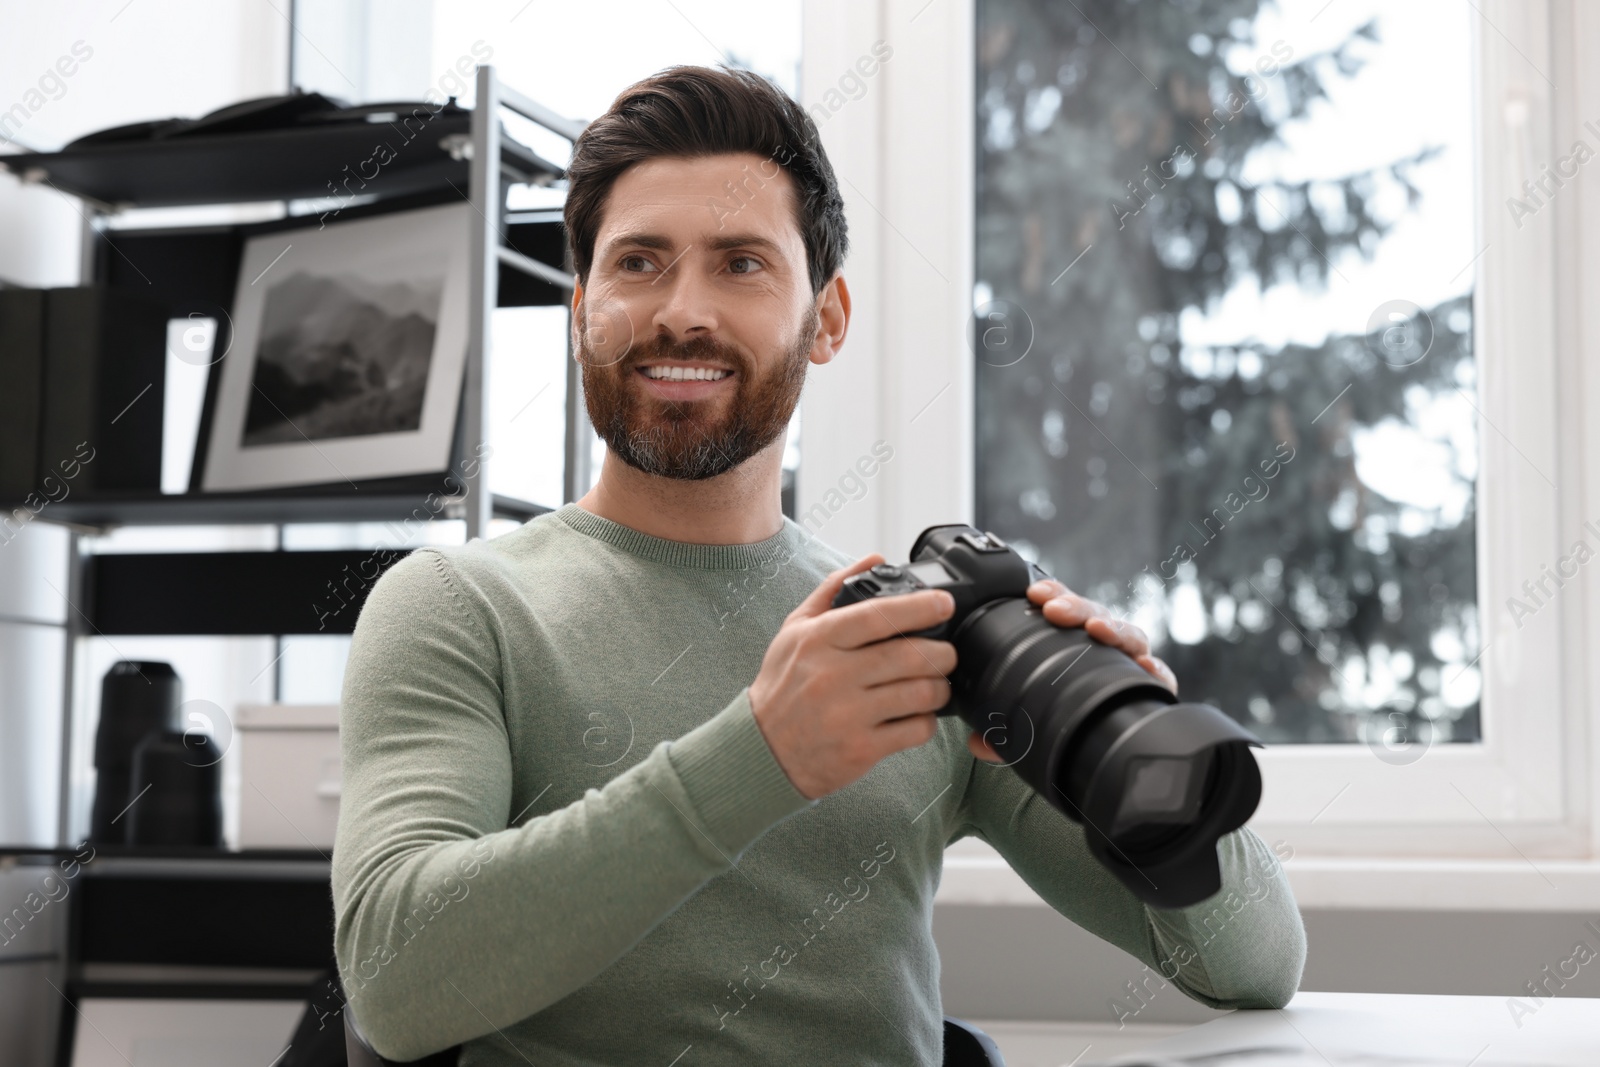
563;65;848;296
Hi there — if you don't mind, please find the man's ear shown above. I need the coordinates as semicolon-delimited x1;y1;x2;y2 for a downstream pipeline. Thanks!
809;273;851;366
570;278;585;349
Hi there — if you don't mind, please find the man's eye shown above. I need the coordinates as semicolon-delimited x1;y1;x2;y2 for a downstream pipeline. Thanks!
728;256;762;275
621;255;657;273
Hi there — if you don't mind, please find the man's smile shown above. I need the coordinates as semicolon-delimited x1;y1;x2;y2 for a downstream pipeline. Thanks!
633;361;738;400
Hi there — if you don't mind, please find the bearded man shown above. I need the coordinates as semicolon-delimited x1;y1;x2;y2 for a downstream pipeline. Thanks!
332;64;1306;1066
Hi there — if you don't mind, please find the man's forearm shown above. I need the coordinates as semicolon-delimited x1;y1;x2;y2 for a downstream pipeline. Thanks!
960;759;1306;1020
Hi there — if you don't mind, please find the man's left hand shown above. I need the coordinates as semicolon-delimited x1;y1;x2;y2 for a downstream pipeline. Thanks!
966;578;1177;764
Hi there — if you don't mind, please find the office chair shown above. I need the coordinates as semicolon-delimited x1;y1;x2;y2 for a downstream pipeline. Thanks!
344;1008;1007;1065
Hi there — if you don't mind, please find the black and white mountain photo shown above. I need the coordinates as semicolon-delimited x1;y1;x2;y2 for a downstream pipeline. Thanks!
241;269;443;446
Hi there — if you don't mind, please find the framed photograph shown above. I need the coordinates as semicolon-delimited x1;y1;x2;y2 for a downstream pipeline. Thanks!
200;201;470;492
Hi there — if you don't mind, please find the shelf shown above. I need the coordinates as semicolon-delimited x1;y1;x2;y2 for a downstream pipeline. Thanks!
0;845;330;869
74;856;335;971
4;490;549;529
81;195;571;328
0;108;563;209
20;69;577;878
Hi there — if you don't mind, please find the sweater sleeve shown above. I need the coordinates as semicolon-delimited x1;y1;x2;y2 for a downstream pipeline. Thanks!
332;549;814;1062
956;750;1306;1015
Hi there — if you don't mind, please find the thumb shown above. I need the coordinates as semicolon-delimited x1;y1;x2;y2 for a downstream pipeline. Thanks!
967;730;1006;765
790;553;886;620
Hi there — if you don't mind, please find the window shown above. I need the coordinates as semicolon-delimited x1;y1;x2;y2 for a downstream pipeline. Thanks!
802;0;1593;878
973;0;1480;749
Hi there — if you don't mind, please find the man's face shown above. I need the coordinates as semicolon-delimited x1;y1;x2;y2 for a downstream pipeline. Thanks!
574;152;827;481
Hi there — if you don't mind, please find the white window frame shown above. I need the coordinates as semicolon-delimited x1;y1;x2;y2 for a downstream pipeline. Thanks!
800;0;1600;907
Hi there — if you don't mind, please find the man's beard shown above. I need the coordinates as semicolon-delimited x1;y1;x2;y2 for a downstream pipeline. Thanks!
578;306;817;481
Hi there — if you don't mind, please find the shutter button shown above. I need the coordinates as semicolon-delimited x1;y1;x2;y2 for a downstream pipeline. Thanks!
870;563;904;580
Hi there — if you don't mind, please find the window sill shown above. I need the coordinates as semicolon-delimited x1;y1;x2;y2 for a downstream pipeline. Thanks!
937;853;1600;912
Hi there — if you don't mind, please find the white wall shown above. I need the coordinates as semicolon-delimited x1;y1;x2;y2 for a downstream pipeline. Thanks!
292;0;434;102
0;1;287;282
797;0;976;562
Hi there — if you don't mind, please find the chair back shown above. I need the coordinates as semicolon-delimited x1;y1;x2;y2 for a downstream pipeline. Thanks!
943;1015;1007;1066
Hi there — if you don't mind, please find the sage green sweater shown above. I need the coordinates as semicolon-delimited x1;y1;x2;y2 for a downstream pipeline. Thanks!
333;503;1306;1065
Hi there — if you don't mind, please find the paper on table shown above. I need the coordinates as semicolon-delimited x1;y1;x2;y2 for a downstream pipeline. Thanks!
1085;992;1598;1067
1092;1048;1563;1067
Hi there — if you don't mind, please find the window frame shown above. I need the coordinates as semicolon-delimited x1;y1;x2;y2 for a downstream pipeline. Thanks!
799;0;1600;890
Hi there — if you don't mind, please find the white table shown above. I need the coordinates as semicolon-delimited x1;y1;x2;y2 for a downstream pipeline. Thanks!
1090;991;1600;1066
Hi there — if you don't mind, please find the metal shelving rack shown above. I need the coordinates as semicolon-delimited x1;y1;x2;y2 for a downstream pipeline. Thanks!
0;65;585;847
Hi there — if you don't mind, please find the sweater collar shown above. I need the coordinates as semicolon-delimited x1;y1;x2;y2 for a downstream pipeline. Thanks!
553;503;811;570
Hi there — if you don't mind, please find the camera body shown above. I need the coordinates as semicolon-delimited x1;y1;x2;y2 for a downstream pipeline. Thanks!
833;527;1038;646
832;524;1263;909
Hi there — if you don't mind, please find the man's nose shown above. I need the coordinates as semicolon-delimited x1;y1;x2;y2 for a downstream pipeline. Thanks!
650;249;719;339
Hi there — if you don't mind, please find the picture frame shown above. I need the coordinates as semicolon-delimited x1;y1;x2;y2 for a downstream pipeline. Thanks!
199;200;471;492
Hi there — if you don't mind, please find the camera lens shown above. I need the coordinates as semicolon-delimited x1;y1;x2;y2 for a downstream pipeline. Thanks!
1119;756;1198;822
947;598;1261;909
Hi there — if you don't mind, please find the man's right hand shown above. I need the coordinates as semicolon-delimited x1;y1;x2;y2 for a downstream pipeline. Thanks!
748;554;958;800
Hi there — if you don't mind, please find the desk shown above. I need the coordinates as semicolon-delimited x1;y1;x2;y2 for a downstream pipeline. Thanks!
1094;991;1600;1065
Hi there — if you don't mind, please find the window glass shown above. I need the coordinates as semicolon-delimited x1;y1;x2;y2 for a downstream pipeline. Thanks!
974;0;1479;744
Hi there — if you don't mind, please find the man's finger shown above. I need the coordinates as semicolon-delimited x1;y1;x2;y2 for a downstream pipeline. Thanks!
1084;615;1151;659
1027;578;1075;603
790;554;885;619
1038;591;1108;629
1038;592;1156;659
824;589;956;650
873;710;942;756
1136;654;1179;695
967;730;1006;764
855;637;958;688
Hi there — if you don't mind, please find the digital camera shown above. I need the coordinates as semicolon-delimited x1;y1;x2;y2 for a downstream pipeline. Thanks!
832;524;1263;909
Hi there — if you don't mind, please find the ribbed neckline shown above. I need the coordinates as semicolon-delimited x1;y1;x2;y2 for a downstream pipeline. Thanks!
552;503;808;570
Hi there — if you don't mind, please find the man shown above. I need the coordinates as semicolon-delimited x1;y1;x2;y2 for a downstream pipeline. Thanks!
333;65;1306;1065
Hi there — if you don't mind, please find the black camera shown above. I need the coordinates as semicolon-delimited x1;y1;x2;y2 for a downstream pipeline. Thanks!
832;524;1263;909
